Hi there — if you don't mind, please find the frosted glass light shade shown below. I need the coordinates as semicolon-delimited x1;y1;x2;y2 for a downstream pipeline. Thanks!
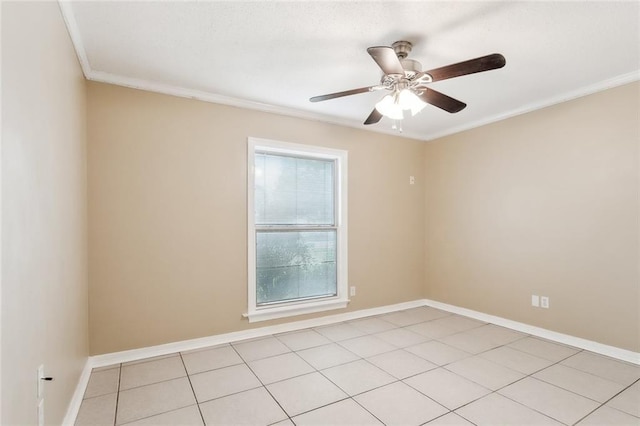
375;95;404;120
399;89;426;116
375;90;427;120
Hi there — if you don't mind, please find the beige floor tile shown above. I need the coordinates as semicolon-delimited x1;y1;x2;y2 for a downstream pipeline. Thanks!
561;352;640;386
425;412;475;425
181;345;243;375
406;341;471;366
404;368;490;410
403;306;451;322
430;315;486;333
348;317;398;334
292;398;382;425
314;323;367;342
190;363;261;403
355;381;448;425
122;405;203;425
275;329;331;351
533;363;625;402
507;337;579;362
373;328;430;348
84;368;120;398
322;359;395;396
248;352;314;384
232;336;291;362
445;356;524;390
577;405;640;425
199;387;287;426
367;349;438;379
607;381;640;417
406;321;460;339
75;393;117;426
116;377;196;425
499;377;600;425
439;331;502;354
120;355;186;390
271;420;295;426
296;343;360;370
464;324;526;345
381;311;426;327
266;372;347;416
339;335;396;358
455;393;562;425
480;346;553;374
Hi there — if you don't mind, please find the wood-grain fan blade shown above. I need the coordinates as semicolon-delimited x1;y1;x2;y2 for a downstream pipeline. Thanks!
363;108;383;125
417;88;466;113
310;86;379;102
424;53;505;82
367;46;405;76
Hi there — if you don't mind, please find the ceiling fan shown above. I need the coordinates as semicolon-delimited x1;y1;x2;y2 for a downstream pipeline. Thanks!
310;41;506;127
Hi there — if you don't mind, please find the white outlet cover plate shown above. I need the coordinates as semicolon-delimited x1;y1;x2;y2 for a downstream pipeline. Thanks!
531;295;540;307
541;297;549;308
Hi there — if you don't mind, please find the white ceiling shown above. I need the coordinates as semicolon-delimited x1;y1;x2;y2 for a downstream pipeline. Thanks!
61;1;640;141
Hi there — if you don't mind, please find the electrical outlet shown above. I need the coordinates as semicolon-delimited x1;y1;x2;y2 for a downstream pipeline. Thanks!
541;296;550;309
531;295;540;307
409;176;415;185
350;286;356;297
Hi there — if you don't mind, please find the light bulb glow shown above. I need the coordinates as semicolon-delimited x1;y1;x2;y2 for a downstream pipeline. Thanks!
375;94;404;120
375;89;427;120
399;89;426;116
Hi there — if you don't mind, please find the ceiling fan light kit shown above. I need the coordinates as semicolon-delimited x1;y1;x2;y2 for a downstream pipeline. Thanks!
310;40;506;129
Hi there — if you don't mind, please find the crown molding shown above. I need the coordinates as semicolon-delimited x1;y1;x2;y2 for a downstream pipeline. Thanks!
87;70;427;141
58;1;91;78
423;70;640;141
58;1;639;144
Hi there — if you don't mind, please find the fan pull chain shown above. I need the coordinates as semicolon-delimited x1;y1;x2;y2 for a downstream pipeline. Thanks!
391;120;403;133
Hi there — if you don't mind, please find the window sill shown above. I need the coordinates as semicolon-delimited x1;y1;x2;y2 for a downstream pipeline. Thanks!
244;298;350;323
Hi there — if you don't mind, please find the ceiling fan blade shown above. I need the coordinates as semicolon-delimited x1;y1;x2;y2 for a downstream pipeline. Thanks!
310;85;380;102
424;53;506;82
417;88;467;113
367;46;405;76
363;108;383;125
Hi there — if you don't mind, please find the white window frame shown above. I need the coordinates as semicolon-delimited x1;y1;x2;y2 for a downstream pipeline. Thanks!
246;137;349;322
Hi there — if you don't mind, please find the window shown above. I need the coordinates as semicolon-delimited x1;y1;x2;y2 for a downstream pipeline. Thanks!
247;137;348;322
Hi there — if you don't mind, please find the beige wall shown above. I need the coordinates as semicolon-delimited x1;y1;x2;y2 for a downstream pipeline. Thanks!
2;2;88;425
87;82;425;355
424;82;640;352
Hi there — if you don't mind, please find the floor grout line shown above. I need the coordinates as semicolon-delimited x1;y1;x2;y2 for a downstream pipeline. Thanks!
228;342;294;424
178;352;207;425
76;308;639;426
112;364;122;426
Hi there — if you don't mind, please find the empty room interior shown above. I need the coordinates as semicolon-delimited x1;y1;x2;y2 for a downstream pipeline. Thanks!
2;1;639;425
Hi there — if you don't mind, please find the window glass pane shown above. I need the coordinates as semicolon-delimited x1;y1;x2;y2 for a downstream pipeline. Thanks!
255;153;334;225
256;230;337;305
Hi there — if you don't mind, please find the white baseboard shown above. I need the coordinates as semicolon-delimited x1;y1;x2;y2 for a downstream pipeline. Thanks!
62;358;92;426
90;299;425;368
67;297;639;425
422;298;640;365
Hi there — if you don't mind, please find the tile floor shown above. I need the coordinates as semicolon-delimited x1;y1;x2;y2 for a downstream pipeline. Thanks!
75;307;640;425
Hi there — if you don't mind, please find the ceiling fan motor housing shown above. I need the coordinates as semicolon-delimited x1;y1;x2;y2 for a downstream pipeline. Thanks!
391;40;413;59
391;41;423;78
